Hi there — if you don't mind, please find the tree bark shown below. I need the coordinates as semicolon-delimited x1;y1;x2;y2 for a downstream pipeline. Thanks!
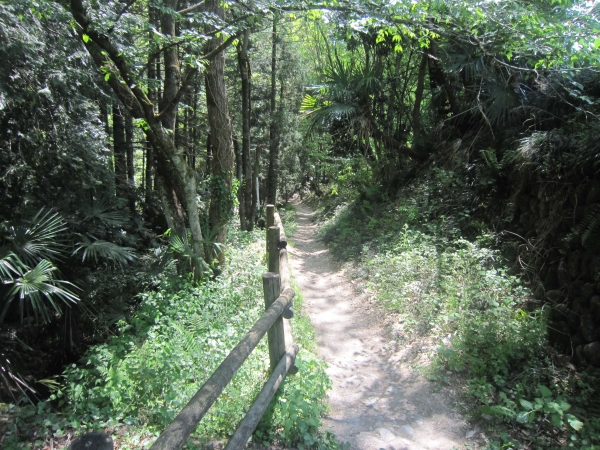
113;104;127;195
237;28;253;230
125;109;136;213
204;0;235;267
234;136;246;231
70;0;207;278
266;14;280;205
251;146;260;226
412;52;428;146
427;39;459;119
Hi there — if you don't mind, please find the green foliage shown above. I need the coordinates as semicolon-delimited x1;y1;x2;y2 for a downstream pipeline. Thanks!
572;204;600;253
321;195;600;446
2;259;79;324
255;354;333;449
20;229;332;447
73;235;137;268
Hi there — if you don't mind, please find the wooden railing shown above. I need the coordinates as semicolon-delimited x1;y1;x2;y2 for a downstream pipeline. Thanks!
149;205;297;450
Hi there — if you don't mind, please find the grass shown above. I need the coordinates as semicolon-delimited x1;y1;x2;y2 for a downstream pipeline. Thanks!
0;223;336;449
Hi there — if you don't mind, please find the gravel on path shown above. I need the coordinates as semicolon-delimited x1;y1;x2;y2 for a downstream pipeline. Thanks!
287;202;472;450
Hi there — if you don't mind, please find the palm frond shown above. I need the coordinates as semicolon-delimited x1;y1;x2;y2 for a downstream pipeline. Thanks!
81;196;129;227
140;246;177;276
302;100;359;134
0;248;24;281
2;259;79;324
73;235;137;267
483;80;521;126
7;209;68;265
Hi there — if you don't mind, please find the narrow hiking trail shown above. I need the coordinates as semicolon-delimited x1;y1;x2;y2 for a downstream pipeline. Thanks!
288;203;474;450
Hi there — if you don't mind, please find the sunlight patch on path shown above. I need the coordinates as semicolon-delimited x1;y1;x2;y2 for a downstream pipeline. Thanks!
288;202;471;450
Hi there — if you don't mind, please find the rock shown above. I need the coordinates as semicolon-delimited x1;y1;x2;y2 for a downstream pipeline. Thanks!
548;320;571;352
572;296;589;312
558;258;570;286
363;398;378;407
544;264;560;290
583;342;600;367
69;432;113;450
586;186;600;205
355;432;387;450
534;284;545;300
568;253;581;280
377;427;396;441
465;429;477;439
546;290;562;302
591;296;600;322
589;255;600;281
581;315;597;343
551;304;579;331
399;425;414;438
582;283;596;301
575;345;586;366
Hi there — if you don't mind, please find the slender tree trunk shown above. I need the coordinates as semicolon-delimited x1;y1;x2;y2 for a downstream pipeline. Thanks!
145;4;156;206
234;137;246;230
70;0;220;278
412;52;428;146
204;0;235;267
427;39;459;119
237;28;253;230
113;104;127;196
251;146;260;226
125;110;136;213
266;14;280;205
159;0;204;277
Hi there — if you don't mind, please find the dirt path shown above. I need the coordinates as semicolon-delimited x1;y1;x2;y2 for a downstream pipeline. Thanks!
287;203;472;450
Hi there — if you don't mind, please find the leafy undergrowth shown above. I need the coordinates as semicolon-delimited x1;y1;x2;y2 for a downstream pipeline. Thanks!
1;226;337;449
315;191;600;449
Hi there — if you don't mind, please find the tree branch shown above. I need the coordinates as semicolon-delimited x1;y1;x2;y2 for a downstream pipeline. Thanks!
177;1;206;15
70;0;153;118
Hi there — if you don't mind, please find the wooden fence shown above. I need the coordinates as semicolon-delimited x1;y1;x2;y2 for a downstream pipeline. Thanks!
149;205;297;450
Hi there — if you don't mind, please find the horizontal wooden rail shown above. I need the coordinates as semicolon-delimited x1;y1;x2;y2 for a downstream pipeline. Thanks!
224;344;299;450
273;211;287;248
149;287;295;450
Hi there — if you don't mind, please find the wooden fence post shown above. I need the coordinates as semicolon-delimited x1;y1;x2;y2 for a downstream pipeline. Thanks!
263;273;286;372
266;204;275;252
267;226;280;274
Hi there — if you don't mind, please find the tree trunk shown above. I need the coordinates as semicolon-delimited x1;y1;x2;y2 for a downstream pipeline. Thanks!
113;104;127;196
266;14;279;205
159;0;205;278
204;0;235;267
234;136;246;231
427;39;459;119
145;6;155;204
69;0;244;278
125;110;136;213
251;146;260;226
237;28;253;230
412;52;428;147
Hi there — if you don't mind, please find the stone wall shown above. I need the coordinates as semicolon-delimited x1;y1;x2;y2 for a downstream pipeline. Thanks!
508;169;600;368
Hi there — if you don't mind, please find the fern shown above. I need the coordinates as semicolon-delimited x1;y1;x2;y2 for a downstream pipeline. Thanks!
574;204;600;252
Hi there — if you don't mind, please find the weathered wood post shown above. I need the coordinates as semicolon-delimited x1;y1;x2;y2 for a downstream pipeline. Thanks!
267;226;280;274
266;204;275;252
263;273;287;372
